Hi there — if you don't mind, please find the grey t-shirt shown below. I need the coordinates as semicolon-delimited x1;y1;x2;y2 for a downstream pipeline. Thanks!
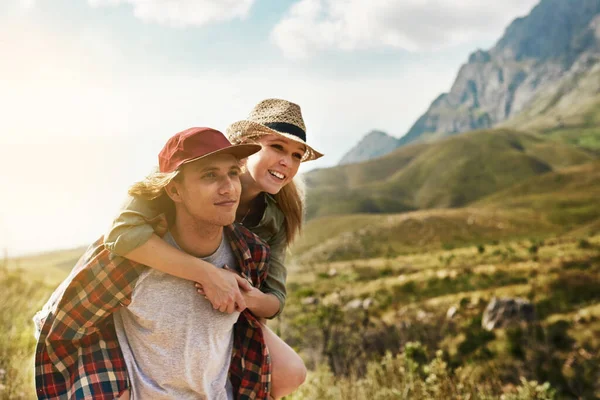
113;231;239;400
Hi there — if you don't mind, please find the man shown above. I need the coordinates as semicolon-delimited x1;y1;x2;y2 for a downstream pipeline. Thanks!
34;127;272;399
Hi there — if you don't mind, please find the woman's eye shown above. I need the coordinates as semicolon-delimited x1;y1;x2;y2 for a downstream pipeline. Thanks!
271;144;284;151
229;170;240;177
293;153;303;160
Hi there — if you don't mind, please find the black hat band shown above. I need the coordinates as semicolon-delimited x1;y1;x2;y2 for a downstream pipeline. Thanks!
264;122;306;142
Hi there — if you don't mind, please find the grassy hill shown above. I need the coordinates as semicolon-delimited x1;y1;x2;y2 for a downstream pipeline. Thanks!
3;246;86;285
474;161;600;227
295;160;600;263
291;208;553;263
305;128;597;219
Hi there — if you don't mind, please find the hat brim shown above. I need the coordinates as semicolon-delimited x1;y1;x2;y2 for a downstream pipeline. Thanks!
226;120;324;162
181;143;262;167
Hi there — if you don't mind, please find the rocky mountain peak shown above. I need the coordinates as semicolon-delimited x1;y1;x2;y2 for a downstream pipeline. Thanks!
398;0;600;147
338;130;399;165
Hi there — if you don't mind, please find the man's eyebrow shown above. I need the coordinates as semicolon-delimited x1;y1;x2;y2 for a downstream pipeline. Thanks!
196;166;220;173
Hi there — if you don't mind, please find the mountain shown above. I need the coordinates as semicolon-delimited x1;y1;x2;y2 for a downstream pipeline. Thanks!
304;128;597;220
338;130;400;165
401;0;600;146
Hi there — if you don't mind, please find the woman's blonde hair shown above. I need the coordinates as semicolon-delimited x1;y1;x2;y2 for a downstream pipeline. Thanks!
128;169;180;200
275;176;305;244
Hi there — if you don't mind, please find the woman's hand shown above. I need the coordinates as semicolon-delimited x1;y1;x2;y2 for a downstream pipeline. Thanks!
197;266;252;314
196;267;280;318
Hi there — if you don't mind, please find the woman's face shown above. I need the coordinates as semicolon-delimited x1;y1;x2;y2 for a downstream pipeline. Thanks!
243;135;305;194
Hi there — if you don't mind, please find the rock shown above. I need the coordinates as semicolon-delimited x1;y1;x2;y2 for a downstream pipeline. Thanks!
328;268;338;277
345;299;364;310
301;296;319;305
323;292;342;306
416;310;432;322
482;297;536;331
446;306;459;320
362;298;374;310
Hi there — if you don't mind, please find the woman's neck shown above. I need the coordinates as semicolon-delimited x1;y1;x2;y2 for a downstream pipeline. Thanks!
238;173;263;218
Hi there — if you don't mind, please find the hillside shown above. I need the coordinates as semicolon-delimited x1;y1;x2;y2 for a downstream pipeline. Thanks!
305;128;597;220
475;160;600;226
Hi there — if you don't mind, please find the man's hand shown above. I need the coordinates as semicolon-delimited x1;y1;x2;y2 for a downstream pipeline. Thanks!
196;266;252;314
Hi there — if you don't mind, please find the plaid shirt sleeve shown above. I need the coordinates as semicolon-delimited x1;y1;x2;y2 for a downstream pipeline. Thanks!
35;224;273;400
34;237;145;399
226;224;273;400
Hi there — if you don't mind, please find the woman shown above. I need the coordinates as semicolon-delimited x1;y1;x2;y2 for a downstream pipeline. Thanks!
105;98;323;399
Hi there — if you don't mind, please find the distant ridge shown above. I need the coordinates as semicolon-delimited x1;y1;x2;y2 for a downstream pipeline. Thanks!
338;130;399;165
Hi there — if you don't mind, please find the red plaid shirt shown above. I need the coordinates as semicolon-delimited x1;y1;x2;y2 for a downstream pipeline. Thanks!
34;224;272;399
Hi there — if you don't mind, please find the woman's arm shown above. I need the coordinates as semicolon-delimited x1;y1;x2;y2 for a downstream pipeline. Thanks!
259;227;288;318
240;287;281;319
126;235;250;313
197;226;289;318
105;195;249;313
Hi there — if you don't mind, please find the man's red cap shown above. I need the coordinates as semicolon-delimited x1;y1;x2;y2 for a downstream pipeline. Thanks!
158;127;261;173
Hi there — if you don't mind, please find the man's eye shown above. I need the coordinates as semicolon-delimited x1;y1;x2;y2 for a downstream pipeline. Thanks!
203;173;216;179
229;170;240;177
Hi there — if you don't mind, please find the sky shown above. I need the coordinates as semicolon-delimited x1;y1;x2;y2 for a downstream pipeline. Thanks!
0;0;539;256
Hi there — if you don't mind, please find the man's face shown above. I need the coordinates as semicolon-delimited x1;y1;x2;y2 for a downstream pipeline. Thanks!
168;153;242;227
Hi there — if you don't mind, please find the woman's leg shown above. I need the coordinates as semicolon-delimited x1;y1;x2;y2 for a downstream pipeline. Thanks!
117;389;130;400
262;323;307;399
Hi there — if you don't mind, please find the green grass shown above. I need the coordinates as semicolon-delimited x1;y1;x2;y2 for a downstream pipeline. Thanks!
281;234;600;399
304;129;597;219
0;267;55;399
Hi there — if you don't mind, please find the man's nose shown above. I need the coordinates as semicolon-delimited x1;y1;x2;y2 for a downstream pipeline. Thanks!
219;176;235;194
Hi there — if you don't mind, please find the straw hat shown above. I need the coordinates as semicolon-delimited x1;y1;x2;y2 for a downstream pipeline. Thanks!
226;98;324;162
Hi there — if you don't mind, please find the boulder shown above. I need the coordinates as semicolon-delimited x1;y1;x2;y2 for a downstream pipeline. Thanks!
301;296;319;306
345;299;364;310
362;298;375;310
482;297;535;331
446;306;459;320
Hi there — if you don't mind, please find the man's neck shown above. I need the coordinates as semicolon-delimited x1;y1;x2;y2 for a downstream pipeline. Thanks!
170;215;224;258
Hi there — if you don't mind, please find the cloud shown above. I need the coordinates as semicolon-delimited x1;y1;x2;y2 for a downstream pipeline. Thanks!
88;0;255;27
271;0;539;59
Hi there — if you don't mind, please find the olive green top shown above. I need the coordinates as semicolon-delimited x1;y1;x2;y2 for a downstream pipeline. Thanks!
104;194;288;318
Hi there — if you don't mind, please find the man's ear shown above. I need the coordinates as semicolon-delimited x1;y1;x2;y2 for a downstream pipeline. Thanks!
165;180;182;203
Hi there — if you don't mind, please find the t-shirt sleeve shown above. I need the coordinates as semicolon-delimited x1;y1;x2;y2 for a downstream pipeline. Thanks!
104;195;163;256
261;227;288;318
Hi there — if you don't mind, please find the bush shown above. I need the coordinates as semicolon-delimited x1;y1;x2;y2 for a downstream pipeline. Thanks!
1;269;53;399
288;342;558;400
